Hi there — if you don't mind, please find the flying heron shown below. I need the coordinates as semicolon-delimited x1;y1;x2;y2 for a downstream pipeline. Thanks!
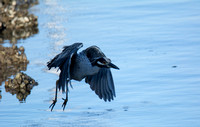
47;43;119;111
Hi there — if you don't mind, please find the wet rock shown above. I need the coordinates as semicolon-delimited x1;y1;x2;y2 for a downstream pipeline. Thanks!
0;45;28;84
0;0;39;102
4;72;38;102
0;45;29;65
0;0;39;43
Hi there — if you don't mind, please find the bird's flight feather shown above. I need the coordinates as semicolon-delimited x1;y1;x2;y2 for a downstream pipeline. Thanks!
47;43;83;92
85;68;116;101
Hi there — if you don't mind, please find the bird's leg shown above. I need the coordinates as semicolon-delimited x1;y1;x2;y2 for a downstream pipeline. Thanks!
49;80;58;111
62;82;68;111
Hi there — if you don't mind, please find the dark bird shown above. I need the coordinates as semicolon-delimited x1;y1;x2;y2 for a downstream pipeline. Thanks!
47;43;119;111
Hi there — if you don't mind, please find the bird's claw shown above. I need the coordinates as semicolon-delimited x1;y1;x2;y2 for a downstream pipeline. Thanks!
62;98;68;111
49;99;57;111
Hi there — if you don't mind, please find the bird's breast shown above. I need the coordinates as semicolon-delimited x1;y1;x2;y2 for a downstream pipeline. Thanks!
70;53;100;81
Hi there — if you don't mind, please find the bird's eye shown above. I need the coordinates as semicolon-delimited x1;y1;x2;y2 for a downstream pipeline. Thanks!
97;61;106;65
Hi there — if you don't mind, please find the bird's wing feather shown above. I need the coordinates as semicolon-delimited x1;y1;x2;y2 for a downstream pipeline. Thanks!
47;43;83;92
47;43;83;69
85;68;116;101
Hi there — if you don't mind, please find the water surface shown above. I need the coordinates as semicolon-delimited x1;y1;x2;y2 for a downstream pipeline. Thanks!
1;0;200;127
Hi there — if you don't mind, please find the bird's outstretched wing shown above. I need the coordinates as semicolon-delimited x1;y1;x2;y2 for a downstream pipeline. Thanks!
85;68;116;101
47;43;83;92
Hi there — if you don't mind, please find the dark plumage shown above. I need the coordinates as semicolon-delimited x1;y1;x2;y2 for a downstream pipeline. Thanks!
47;43;119;111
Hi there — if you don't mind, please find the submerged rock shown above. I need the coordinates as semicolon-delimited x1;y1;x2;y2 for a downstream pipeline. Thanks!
5;72;38;102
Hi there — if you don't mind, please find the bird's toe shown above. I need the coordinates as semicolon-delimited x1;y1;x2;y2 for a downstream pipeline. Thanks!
62;98;68;111
49;99;57;111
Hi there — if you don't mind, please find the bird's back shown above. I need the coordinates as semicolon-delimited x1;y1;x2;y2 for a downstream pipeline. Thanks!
83;46;106;63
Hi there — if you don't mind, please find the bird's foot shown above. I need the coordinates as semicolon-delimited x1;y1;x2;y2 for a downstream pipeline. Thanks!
62;98;68;111
49;99;57;111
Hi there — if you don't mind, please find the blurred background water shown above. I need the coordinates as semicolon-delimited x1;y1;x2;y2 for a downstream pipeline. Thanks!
0;0;200;126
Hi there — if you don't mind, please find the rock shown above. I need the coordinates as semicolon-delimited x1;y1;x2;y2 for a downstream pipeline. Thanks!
0;3;2;8
20;82;26;89
15;72;21;79
0;0;39;43
0;45;29;85
4;72;38;102
20;88;26;94
16;92;23;101
0;0;39;102
4;80;9;87
12;1;16;6
24;17;29;22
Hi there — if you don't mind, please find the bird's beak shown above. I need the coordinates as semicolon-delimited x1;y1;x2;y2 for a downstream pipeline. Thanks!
108;62;119;70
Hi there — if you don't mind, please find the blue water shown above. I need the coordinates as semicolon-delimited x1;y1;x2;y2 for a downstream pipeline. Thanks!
1;0;200;126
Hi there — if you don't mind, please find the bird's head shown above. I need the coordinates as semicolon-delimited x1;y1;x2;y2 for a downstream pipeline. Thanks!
92;57;119;70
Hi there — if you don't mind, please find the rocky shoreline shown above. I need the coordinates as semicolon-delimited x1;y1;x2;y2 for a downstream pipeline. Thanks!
0;45;28;84
0;0;38;43
0;0;39;102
